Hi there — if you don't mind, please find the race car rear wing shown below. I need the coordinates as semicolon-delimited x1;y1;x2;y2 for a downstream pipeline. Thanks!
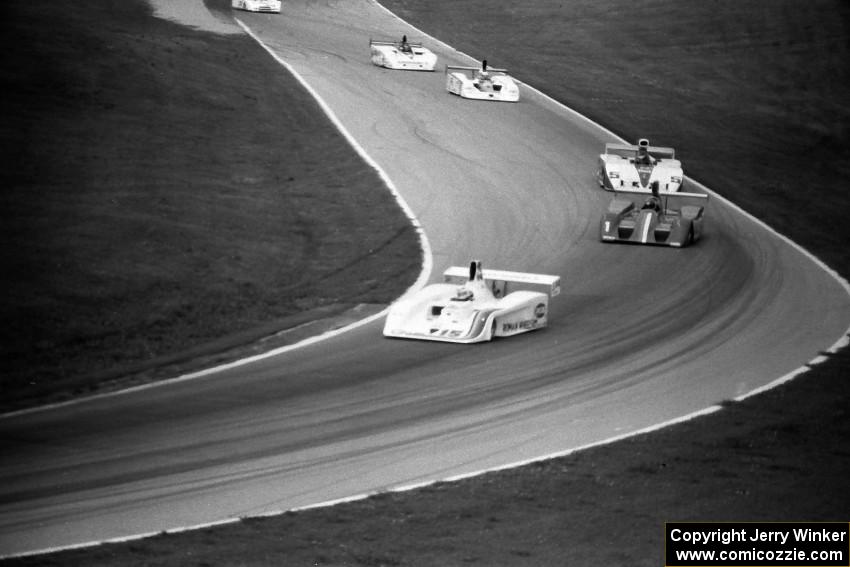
370;38;425;48
604;142;676;161
610;189;708;214
443;266;561;298
445;65;509;76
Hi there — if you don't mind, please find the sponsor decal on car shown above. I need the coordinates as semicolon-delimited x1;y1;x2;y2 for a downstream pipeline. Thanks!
502;319;538;332
534;303;546;318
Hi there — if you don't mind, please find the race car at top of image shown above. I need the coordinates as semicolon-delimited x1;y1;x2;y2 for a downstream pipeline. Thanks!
383;260;560;343
231;0;281;13
445;60;520;102
370;35;437;71
600;182;708;247
597;138;684;193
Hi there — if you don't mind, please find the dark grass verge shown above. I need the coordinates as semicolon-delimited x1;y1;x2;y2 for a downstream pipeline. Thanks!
3;0;850;565
0;0;421;412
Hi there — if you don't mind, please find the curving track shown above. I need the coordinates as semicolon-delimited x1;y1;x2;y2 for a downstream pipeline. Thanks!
2;0;849;556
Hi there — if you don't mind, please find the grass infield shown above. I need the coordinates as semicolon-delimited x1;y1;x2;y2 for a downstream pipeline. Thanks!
3;0;849;565
1;0;421;411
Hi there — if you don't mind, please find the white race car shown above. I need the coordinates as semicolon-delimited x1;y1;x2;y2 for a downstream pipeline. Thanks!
597;138;684;193
445;61;520;102
383;260;560;343
370;36;437;71
231;0;281;13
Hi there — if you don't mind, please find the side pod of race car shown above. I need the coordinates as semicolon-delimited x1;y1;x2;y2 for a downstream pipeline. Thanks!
597;138;684;193
600;183;708;247
231;0;281;13
370;35;437;71
445;60;520;102
383;260;560;343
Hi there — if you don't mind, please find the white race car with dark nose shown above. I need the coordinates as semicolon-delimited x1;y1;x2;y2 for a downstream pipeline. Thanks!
383;261;560;343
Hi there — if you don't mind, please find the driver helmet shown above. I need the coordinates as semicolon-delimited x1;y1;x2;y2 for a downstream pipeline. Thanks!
456;288;474;301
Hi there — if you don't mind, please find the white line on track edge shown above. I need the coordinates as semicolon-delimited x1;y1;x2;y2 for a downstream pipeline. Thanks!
5;3;850;558
2;405;722;560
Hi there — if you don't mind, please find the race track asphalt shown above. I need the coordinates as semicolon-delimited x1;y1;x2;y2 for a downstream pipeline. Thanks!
1;0;848;556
